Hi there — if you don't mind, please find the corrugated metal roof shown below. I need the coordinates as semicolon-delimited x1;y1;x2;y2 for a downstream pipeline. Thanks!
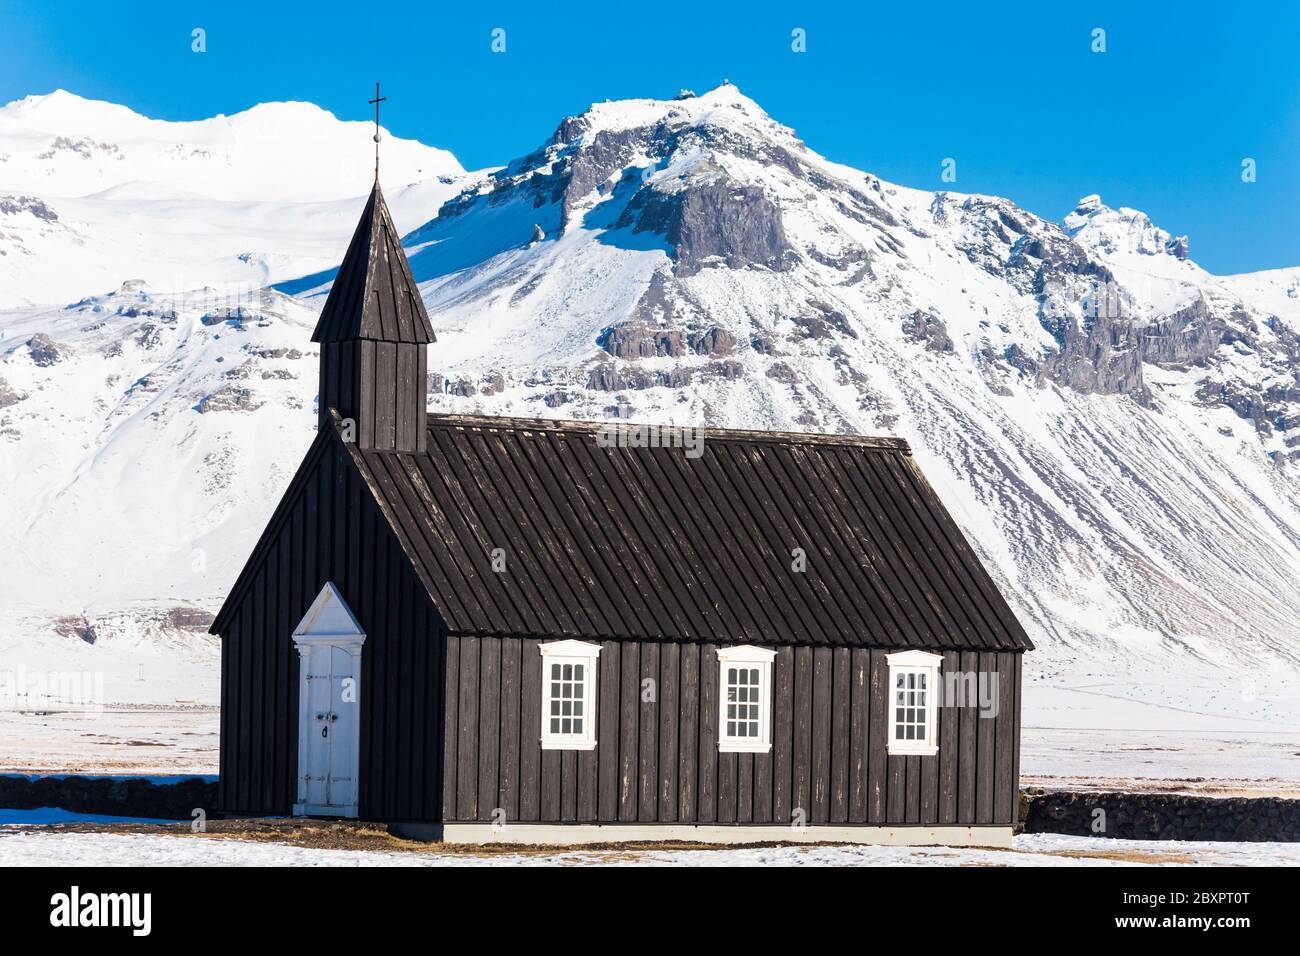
345;414;1033;650
310;184;436;344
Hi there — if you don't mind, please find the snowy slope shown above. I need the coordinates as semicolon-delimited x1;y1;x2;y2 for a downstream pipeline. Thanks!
0;91;480;307
2;84;1299;752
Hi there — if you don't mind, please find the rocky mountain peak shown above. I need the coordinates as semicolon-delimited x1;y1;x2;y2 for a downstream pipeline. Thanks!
1065;193;1190;261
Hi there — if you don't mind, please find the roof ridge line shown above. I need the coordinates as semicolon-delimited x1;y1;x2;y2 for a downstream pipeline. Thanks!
421;412;911;453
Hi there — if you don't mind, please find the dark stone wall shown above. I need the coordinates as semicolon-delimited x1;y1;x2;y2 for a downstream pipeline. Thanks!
0;775;218;821
1021;789;1300;842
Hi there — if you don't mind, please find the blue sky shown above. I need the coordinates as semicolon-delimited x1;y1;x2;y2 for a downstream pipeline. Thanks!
2;1;1298;274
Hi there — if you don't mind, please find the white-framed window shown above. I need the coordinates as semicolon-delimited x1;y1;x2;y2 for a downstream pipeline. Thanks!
886;650;942;756
717;645;776;753
539;640;601;751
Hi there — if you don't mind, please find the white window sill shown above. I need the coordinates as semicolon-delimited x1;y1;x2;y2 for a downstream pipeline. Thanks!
541;739;597;751
719;741;772;754
888;745;939;757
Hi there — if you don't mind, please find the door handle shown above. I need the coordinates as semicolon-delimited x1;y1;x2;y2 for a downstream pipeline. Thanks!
322;726;329;738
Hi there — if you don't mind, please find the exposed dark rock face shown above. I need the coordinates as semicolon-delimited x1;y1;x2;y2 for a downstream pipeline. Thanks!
242;346;303;360
619;177;794;277
427;373;478;397
790;302;855;340
806;244;872;273
901;309;954;353
26;333;63;367
1004;344;1040;379
200;306;264;328
688;327;736;355
133;323;162;350
0;194;58;221
53;615;96;644
599;322;687;359
585;363;693;391
1022;789;1300;842
599;319;733;358
164;606;216;631
599;322;736;360
765;362;798;383
0;375;23;408
542;390;575;407
705;359;744;380
1139;298;1225;368
1041;306;1150;402
194;386;262;414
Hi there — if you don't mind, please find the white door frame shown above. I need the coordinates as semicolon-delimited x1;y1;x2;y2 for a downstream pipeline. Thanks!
291;582;365;818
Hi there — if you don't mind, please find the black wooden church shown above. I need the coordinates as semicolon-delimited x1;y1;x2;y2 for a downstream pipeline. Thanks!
212;180;1034;845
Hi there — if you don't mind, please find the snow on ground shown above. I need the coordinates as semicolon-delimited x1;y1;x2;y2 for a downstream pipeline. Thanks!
1;828;1297;867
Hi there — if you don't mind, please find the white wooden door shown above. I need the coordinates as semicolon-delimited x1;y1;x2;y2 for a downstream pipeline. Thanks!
292;582;365;818
301;644;360;815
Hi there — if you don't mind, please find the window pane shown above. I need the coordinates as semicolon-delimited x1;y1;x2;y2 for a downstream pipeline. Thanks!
573;719;583;734
551;663;561;680
749;668;759;685
574;664;584;680
727;721;736;736
550;718;560;733
550;701;560;716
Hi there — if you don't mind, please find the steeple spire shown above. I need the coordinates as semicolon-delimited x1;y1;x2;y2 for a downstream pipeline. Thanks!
311;174;434;452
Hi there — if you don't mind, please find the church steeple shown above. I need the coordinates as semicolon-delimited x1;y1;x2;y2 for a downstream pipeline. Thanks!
312;181;434;452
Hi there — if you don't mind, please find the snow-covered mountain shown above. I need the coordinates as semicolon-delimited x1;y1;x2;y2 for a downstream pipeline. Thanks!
0;90;480;307
4;84;1300;712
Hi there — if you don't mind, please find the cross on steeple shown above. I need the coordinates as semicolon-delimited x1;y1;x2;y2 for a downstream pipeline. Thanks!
369;82;387;181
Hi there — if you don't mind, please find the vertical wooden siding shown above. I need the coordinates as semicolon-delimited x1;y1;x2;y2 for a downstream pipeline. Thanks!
217;442;445;817
442;640;1022;827
319;341;427;453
